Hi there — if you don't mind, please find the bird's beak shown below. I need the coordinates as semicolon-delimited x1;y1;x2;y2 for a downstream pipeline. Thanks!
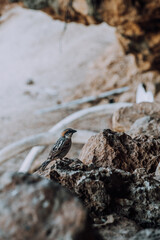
72;129;77;133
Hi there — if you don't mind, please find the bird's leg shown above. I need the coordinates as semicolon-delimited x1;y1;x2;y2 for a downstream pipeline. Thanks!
39;160;51;171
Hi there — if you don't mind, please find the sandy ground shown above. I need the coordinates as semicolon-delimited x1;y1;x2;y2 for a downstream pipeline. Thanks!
0;6;115;172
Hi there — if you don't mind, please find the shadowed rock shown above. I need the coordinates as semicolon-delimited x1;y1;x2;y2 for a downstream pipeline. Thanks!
129;229;160;240
96;214;141;240
0;172;97;240
37;158;160;227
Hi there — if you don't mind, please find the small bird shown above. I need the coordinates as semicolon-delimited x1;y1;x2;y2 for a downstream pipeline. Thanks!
40;128;77;170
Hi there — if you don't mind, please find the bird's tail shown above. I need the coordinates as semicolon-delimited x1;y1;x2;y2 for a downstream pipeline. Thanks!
39;160;51;171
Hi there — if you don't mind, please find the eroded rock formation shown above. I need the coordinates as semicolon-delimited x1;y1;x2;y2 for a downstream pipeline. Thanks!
1;168;159;240
8;0;160;71
79;129;160;173
37;158;160;228
1;130;160;239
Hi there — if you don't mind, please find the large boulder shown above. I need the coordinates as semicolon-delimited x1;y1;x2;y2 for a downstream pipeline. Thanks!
79;129;160;173
0;172;96;240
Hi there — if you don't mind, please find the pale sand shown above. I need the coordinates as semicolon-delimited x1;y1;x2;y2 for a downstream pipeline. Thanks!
0;6;115;171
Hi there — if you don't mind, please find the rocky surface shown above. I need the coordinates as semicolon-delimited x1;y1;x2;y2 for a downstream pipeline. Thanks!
71;43;160;104
0;172;97;240
96;215;141;240
0;171;159;240
9;0;160;71
0;2;160;239
9;0;99;24
128;116;160;138
1;132;160;239
79;129;160;173
37;158;160;228
130;229;160;240
113;102;160;132
108;1;160;71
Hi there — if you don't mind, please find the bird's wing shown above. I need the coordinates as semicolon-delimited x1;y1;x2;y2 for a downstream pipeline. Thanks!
47;137;66;160
40;137;71;170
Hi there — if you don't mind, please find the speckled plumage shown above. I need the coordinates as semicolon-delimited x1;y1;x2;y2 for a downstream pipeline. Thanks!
40;128;77;170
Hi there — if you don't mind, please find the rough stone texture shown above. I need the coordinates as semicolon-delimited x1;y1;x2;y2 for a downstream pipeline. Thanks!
10;0;97;24
130;229;160;240
111;2;160;71
37;158;160;227
0;172;97;240
128;116;160;138
79;129;160;173
113;102;160;132
10;0;160;71
97;0;160;69
71;43;160;104
96;215;141;240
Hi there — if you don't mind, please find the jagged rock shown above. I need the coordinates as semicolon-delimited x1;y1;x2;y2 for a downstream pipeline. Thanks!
79;129;160;173
113;102;160;132
128;116;160;138
10;0;160;71
0;172;97;240
37;158;160;227
129;229;160;240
